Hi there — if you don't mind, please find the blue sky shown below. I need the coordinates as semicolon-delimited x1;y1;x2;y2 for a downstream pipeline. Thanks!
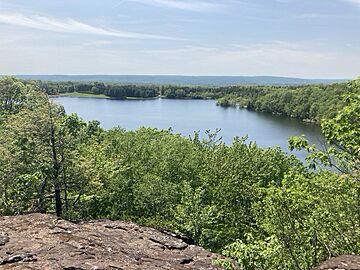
0;0;359;78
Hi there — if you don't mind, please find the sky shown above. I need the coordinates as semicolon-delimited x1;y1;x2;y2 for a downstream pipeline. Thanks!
0;0;359;78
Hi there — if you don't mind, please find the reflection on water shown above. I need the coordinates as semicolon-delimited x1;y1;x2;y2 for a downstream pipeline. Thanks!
53;97;324;161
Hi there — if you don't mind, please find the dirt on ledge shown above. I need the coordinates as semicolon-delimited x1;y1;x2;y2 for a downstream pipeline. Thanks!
0;213;224;270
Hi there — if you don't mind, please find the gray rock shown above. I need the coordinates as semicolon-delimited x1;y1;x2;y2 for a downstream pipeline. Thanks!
0;235;9;246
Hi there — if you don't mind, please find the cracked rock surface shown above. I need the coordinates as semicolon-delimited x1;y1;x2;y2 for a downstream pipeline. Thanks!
0;214;223;269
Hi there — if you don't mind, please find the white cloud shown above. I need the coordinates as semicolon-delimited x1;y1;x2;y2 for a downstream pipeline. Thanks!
342;0;360;6
0;12;181;40
296;13;327;19
134;41;359;78
1;40;359;78
224;42;333;67
81;40;115;47
277;0;360;8
126;0;223;12
144;45;219;54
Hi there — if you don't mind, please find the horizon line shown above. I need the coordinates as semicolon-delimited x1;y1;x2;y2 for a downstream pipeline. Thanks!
4;74;351;80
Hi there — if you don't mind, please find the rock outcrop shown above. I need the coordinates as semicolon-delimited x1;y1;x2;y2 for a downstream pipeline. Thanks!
314;255;360;270
0;214;223;269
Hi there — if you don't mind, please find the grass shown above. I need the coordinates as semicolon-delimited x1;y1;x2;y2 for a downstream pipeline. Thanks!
58;92;161;100
58;92;163;100
125;96;160;100
59;92;109;98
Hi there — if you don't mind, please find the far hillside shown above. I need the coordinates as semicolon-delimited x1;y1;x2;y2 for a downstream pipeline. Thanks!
13;75;346;86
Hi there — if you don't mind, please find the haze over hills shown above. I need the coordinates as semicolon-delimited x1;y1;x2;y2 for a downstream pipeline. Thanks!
13;75;346;86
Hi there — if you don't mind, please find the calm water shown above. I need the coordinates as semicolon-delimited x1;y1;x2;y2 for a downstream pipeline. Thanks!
54;97;324;160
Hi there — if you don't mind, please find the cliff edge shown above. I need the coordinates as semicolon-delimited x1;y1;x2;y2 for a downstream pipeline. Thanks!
0;214;223;269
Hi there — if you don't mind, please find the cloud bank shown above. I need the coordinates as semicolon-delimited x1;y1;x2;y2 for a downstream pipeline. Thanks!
126;0;222;11
0;13;180;40
343;0;360;6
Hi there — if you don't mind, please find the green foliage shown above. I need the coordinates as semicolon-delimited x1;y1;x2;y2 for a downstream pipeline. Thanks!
75;129;303;251
220;77;360;270
0;77;104;216
321;94;360;172
219;171;360;270
262;172;358;269
214;235;282;270
289;91;360;173
33;80;159;99
0;172;43;215
0;76;26;115
217;83;358;122
1;76;359;270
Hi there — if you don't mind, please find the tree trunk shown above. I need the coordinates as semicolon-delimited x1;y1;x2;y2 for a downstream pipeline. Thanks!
54;184;62;217
38;178;47;213
49;103;62;217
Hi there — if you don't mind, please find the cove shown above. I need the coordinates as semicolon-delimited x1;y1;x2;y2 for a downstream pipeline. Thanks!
53;97;324;160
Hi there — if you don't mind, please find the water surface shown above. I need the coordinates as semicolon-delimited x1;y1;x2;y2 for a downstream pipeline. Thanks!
54;97;324;160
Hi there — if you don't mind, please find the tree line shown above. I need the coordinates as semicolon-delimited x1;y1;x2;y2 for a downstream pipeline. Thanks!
26;79;359;122
1;76;359;270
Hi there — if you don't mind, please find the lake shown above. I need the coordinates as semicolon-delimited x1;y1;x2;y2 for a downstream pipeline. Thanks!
54;97;324;160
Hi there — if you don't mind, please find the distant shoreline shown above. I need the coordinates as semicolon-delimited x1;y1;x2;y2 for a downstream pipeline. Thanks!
11;74;347;86
54;92;161;100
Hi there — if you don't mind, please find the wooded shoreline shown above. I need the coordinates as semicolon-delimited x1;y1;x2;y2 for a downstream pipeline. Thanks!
26;79;360;124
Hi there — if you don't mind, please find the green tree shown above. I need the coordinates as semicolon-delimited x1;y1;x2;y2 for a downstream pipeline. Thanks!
219;78;360;270
0;77;98;217
289;80;359;174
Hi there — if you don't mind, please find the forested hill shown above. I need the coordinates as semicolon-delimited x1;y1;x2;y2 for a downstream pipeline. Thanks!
13;74;345;86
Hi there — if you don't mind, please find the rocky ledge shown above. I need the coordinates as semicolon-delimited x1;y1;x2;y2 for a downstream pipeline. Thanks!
314;255;360;270
0;214;223;269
